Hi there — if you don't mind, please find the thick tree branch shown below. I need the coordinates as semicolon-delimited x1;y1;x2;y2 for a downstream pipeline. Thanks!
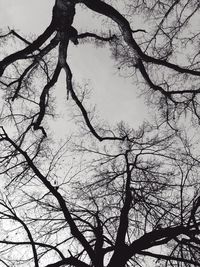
93;211;104;267
33;63;62;133
0;21;55;76
128;225;188;254
138;250;200;266
81;0;200;76
107;152;133;267
45;257;90;267
0;0;76;77
115;153;132;245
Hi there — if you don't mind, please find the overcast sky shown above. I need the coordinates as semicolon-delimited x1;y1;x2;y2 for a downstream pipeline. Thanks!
0;0;149;136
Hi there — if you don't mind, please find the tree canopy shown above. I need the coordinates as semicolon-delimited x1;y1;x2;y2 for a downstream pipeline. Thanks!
0;0;200;266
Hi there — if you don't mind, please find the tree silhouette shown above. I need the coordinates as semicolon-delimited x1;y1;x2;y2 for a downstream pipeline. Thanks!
0;0;200;266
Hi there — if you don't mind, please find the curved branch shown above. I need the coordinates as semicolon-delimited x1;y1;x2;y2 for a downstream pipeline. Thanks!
0;21;55;76
136;58;171;97
15;217;39;267
78;32;116;42
0;239;65;260
33;63;62;132
136;58;200;99
81;0;200;76
64;62;126;141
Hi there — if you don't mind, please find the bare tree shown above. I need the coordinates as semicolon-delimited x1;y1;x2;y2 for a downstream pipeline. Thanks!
0;123;200;266
0;0;200;266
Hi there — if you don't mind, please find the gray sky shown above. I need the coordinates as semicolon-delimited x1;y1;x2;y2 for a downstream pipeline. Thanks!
0;0;149;136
